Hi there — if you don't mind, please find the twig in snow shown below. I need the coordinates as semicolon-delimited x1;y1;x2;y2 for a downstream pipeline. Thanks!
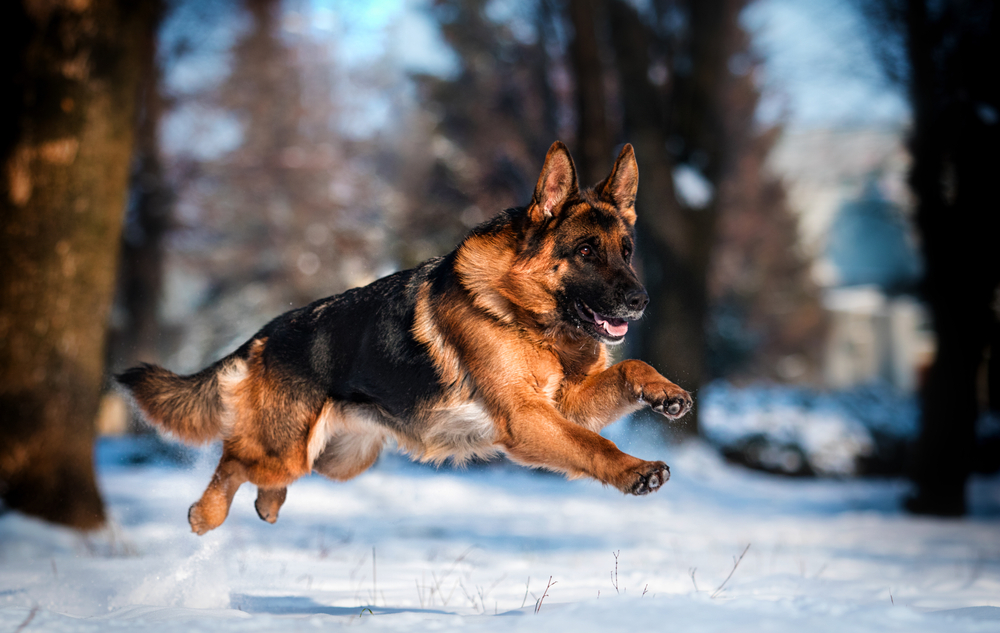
349;551;367;580
471;575;506;613
964;551;987;589
611;550;620;594
890;590;894;606
689;568;699;592
444;545;476;577
711;543;751;599
297;574;313;590
642;584;649;597
439;578;459;606
421;547;476;609
431;571;444;603
534;576;556;614
15;606;38;633
372;547;377;607
318;527;329;559
521;577;531;609
459;579;478;611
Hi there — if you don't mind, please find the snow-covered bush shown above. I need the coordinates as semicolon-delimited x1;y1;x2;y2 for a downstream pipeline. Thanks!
700;381;920;476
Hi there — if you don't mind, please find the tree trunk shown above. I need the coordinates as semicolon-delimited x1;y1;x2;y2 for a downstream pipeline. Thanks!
569;0;613;184
905;0;1000;515
114;8;170;373
0;0;155;529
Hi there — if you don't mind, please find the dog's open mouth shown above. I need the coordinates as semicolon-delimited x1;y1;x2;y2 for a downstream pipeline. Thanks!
576;301;629;339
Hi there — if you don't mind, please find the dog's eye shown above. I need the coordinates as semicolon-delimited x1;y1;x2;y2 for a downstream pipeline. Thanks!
578;244;593;257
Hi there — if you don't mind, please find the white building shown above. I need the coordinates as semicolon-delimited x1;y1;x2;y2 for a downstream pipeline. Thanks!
768;127;935;392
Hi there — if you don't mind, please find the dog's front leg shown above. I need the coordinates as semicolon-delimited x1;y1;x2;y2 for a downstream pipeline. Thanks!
499;403;669;495
560;359;692;431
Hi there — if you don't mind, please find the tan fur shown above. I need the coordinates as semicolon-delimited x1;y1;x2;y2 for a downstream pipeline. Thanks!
305;400;339;470
224;338;319;486
216;357;249;436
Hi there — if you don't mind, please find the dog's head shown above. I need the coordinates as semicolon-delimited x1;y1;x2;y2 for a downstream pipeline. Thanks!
457;141;647;346
524;142;646;345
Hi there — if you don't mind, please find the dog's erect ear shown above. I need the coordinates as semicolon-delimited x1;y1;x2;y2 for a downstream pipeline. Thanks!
528;141;579;223
596;144;638;223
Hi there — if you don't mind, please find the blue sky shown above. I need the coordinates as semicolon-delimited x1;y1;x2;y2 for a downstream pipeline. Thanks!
745;0;909;128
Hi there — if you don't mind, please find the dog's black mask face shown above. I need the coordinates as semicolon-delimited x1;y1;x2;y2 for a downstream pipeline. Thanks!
523;142;646;345
554;209;648;345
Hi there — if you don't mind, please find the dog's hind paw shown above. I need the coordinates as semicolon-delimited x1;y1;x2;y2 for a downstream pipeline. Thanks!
254;487;287;524
188;503;216;535
624;461;670;495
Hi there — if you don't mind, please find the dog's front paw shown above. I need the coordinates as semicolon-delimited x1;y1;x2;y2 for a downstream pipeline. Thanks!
623;460;670;495
640;382;693;420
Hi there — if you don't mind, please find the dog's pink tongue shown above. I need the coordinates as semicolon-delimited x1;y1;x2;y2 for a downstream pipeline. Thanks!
598;318;629;337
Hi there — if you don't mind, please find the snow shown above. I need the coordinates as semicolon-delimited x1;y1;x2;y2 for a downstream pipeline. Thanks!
672;164;714;209
2;435;999;632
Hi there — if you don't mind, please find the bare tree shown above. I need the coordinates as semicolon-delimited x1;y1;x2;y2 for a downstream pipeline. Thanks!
858;0;1000;515
1;0;159;528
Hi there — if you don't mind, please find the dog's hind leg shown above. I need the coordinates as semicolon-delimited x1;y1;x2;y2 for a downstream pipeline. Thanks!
254;487;287;524
188;452;248;535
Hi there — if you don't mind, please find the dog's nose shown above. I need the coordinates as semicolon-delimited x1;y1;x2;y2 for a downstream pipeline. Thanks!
626;288;649;312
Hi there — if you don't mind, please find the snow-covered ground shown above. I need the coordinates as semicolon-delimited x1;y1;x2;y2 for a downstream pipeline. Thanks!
2;433;999;632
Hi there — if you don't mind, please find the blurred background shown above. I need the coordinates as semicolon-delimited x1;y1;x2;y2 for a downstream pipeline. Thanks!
2;0;997;528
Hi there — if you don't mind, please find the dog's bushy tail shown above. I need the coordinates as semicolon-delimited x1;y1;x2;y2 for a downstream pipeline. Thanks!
117;363;228;444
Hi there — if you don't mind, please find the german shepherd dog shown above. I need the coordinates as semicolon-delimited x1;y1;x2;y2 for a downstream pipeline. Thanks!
119;142;692;534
